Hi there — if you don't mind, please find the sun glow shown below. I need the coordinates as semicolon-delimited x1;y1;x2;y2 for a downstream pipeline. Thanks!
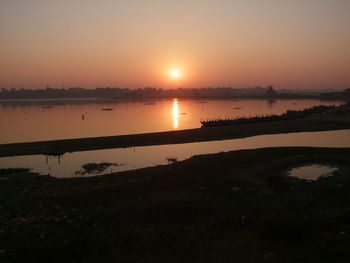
170;70;181;79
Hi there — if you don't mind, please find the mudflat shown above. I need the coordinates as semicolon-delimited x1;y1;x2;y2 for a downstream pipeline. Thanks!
1;146;350;262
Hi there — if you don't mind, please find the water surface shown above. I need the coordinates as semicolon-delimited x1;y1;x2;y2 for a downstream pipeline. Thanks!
288;165;339;181
0;98;342;143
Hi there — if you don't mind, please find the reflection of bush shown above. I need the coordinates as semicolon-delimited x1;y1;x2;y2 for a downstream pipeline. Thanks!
201;105;335;127
75;162;119;176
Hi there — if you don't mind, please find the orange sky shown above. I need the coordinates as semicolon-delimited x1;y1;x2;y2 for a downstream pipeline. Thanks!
1;0;349;89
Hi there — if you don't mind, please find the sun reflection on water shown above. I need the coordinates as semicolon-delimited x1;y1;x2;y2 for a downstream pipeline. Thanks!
173;98;179;129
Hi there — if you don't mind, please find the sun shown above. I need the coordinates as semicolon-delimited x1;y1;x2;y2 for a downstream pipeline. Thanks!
170;70;181;79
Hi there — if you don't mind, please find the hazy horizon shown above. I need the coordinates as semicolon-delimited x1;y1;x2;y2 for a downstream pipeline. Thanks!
1;0;349;90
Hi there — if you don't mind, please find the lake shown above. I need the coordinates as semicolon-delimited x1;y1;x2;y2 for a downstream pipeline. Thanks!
0;98;343;144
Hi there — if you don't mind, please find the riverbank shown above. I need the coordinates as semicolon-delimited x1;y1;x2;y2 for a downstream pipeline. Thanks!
1;146;350;262
0;103;349;157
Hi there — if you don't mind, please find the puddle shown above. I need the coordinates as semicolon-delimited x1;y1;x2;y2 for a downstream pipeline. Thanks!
287;164;338;181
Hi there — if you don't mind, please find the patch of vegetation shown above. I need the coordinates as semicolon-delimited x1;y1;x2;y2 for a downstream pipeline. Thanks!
74;162;120;176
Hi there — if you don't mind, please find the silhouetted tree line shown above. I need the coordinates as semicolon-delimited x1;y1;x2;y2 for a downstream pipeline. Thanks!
0;86;274;100
320;88;350;100
1;86;348;100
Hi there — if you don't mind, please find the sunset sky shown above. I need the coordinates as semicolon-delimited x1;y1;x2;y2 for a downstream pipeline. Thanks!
1;0;349;90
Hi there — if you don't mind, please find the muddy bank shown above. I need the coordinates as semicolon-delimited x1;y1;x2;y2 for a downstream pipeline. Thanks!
1;105;350;157
1;147;350;262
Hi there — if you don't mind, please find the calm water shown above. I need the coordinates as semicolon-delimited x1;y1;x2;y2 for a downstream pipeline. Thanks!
288;165;339;181
0;129;349;178
0;98;342;144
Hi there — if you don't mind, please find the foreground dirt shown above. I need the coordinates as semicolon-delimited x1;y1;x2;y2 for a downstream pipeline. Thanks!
1;147;350;262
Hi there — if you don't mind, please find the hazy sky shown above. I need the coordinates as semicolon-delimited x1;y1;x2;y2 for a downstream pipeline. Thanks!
1;0;349;89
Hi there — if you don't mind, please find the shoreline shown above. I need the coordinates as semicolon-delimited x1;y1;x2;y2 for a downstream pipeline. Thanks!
1;104;350;157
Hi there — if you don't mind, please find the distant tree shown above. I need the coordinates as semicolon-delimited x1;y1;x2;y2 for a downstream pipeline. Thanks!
266;85;277;97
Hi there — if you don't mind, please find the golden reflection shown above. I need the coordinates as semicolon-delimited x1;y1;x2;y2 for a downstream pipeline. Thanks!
173;98;179;129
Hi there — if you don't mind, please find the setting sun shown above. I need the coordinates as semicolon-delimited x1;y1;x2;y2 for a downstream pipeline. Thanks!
170;70;181;79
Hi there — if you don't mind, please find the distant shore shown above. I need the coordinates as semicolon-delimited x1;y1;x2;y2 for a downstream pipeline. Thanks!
1;86;349;101
0;104;349;157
